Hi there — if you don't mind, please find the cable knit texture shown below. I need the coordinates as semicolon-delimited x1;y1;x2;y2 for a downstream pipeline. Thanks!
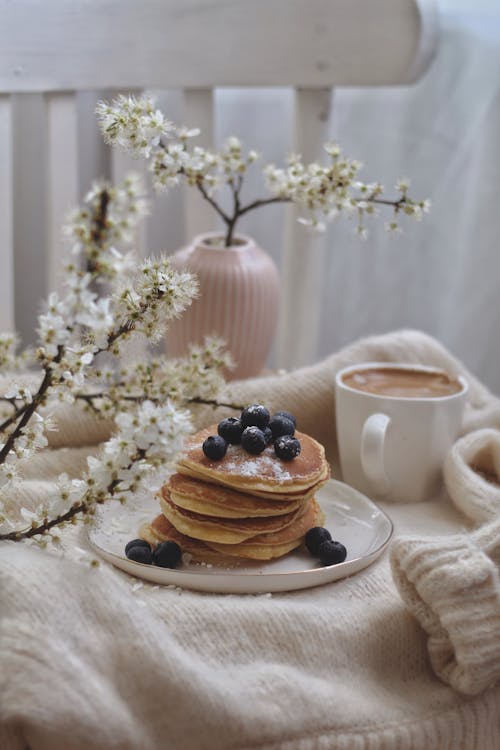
1;330;500;750
390;425;500;697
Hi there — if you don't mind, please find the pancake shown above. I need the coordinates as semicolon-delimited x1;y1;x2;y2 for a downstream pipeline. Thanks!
207;498;324;559
140;498;324;562
139;516;239;566
167;473;307;518
176;462;331;501
176;425;329;494
159;490;308;544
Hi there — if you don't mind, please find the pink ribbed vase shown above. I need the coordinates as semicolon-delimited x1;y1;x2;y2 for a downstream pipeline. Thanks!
167;233;280;380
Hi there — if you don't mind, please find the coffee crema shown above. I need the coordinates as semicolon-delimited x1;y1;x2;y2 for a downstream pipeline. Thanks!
342;367;463;399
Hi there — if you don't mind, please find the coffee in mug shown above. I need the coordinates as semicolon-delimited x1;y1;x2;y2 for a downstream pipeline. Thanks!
342;367;463;399
335;363;468;503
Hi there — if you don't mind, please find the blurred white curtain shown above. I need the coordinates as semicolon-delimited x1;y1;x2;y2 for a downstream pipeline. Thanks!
208;1;500;394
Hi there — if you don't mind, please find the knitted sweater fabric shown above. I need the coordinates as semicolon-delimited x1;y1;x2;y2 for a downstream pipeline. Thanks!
1;329;500;750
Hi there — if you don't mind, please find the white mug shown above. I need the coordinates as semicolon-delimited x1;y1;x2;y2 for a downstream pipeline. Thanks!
335;362;468;503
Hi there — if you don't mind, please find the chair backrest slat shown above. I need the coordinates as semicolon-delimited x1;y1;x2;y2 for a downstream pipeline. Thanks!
45;92;78;294
110;90;149;262
183;88;216;240
277;88;333;369
0;95;14;331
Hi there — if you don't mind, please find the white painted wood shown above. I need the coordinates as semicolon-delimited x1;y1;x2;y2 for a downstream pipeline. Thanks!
276;88;333;370
146;89;186;256
12;93;47;346
76;90;112;200
0;95;14;331
182;89;216;241
0;0;438;92
45;93;78;294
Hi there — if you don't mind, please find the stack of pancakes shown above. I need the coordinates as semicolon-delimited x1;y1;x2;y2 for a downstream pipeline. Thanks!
140;424;330;564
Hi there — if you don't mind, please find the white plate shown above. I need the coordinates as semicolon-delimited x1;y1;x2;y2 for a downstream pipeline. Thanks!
87;479;393;594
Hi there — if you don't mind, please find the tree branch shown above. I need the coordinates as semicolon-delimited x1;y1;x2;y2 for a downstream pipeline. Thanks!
194;178;232;226
0;454;145;541
0;351;63;465
237;195;290;217
75;391;245;412
0;498;91;541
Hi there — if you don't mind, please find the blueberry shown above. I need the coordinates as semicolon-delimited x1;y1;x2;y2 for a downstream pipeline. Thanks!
318;540;347;566
241;426;267;455
153;540;182;568
202;435;228;460
126;544;153;564
274;435;301;461
305;527;332;556
269;415;295;440
241;404;270;429
217;417;244;445
262;426;273;445
274;410;297;428
125;538;151;555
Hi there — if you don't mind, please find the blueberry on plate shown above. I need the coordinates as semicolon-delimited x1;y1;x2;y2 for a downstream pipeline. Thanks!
202;435;228;460
125;538;151;555
241;426;267;455
125;544;153;564
318;540;347;566
218;417;244;445
269;414;295;440
274;435;301;461
305;526;332;556
153;540;182;569
240;404;270;429
274;410;297;428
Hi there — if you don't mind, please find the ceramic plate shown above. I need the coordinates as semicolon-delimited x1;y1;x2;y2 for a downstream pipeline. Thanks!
87;479;393;594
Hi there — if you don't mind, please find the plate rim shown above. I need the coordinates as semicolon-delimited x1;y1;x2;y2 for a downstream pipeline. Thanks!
86;479;394;582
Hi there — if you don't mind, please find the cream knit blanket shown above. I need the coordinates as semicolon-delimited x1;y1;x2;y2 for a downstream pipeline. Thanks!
1;329;500;750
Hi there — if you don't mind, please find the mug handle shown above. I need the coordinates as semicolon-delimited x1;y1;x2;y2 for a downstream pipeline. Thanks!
360;413;391;496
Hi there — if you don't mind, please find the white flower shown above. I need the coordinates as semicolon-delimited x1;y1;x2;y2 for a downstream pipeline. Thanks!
385;220;402;235
324;142;341;157
176;126;201;139
396;177;411;193
96;95;175;158
86;455;114;489
4;385;32;403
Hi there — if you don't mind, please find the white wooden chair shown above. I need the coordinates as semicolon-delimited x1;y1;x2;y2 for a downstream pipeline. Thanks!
0;0;438;362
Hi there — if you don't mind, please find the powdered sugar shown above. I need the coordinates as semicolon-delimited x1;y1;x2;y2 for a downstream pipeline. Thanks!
222;445;294;481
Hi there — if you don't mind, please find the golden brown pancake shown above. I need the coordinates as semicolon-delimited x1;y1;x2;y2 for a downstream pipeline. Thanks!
159;490;308;544
166;473;306;518
139;517;239;566
176;426;329;494
176;462;331;500
140;498;324;562
207;499;324;559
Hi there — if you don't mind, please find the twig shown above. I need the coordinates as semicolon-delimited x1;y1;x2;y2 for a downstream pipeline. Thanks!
0;350;63;465
195;178;232;226
0;454;145;541
75;391;245;412
0;499;91;541
0;399;32;433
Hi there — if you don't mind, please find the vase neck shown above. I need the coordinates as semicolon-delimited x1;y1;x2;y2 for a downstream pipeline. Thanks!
194;232;254;252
